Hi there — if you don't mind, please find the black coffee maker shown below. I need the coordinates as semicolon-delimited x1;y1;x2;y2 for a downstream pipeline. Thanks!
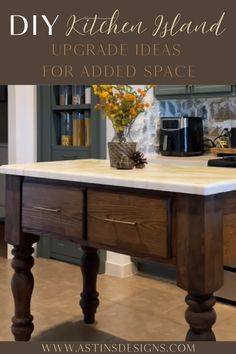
159;116;204;156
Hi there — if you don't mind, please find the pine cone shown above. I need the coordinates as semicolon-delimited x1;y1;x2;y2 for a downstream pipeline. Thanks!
132;151;148;169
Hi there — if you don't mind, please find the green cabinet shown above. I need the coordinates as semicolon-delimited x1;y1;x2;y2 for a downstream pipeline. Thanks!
154;85;189;97
37;85;106;270
193;85;232;95
154;85;234;99
38;86;106;162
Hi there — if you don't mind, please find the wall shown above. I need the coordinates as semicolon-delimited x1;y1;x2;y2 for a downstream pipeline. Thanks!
8;86;37;164
131;95;236;155
7;85;37;257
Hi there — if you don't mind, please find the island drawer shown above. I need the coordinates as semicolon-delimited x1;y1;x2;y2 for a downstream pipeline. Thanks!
22;182;84;241
87;190;172;258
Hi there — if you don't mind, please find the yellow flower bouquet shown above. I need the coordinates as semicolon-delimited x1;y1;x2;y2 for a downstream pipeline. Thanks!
92;85;153;167
93;85;153;141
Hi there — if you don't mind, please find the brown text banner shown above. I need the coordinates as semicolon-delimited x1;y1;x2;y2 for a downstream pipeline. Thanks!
0;0;235;83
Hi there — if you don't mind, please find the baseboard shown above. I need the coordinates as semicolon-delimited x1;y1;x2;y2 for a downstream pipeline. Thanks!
105;260;137;278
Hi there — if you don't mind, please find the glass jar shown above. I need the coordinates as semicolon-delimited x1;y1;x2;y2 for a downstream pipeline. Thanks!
72;85;85;105
111;124;133;143
59;85;72;105
61;112;72;146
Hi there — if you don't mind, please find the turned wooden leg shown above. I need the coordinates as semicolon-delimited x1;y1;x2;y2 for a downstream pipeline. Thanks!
185;294;216;341
80;246;99;324
11;235;39;341
176;194;224;341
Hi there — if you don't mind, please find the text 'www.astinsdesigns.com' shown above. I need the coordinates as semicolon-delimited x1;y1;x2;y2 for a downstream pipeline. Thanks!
41;343;196;353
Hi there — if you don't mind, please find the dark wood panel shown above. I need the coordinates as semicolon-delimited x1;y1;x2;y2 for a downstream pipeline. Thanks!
176;194;223;294
5;175;23;246
223;191;236;266
0;86;7;102
0;102;8;144
22;182;84;242
88;190;171;259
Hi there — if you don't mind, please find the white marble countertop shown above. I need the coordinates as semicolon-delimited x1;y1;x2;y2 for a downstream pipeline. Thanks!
149;154;217;166
1;158;236;196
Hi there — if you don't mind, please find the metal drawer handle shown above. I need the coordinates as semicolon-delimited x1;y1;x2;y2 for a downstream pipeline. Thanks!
104;218;137;226
33;206;61;213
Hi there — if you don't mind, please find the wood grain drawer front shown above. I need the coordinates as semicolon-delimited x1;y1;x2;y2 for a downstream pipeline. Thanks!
88;191;171;258
22;182;83;241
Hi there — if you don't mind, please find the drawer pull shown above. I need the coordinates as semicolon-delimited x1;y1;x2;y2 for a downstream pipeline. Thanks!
33;206;61;213
104;218;137;226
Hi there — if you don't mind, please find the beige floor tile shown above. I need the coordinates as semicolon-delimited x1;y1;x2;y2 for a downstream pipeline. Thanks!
214;314;236;341
118;287;185;316
95;302;187;341
97;276;145;303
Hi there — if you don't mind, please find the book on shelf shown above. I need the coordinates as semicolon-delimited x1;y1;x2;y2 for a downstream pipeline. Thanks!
72;85;85;105
59;85;71;105
84;111;91;146
72;112;85;146
77;116;85;146
72;113;78;146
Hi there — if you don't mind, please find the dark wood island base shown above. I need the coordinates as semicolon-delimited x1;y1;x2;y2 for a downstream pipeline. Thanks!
80;246;100;324
11;235;39;341
3;169;235;342
185;294;216;341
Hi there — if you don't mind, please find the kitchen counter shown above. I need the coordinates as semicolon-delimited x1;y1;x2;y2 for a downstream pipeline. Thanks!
150;154;218;166
1;158;235;342
0;158;234;195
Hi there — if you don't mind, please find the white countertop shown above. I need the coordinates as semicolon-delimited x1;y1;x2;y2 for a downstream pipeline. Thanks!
0;157;236;196
149;154;217;166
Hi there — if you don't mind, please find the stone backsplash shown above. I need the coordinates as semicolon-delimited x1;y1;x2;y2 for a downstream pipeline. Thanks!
131;96;236;155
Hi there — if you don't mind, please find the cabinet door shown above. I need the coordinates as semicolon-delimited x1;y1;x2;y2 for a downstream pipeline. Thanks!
193;85;232;95
37;237;106;273
154;85;188;97
51;239;83;264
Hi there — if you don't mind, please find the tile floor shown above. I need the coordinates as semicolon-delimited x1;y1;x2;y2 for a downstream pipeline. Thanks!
0;257;236;341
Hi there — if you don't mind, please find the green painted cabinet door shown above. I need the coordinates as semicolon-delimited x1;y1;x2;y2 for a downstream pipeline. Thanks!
154;85;233;99
37;85;106;271
37;237;106;273
154;85;188;97
193;85;232;95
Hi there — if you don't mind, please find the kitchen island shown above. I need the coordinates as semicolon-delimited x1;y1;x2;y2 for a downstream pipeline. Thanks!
1;159;236;341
